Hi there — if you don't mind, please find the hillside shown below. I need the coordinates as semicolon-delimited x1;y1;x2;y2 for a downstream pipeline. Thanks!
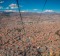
0;12;60;56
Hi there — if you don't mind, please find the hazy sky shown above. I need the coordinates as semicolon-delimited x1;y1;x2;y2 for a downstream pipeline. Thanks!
0;0;60;13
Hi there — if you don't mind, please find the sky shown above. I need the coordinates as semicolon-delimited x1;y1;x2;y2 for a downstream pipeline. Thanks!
0;0;60;13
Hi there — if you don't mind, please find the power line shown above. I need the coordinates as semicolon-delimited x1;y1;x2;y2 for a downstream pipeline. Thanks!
38;0;48;22
42;0;47;12
16;0;25;33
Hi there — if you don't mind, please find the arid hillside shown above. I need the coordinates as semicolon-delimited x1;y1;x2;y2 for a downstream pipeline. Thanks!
0;12;60;56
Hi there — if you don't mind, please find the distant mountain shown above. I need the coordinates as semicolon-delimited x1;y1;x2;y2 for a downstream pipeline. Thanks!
42;11;60;15
0;12;11;16
0;11;60;17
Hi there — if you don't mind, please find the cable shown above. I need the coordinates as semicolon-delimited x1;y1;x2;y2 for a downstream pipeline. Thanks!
41;0;54;21
16;0;26;48
42;0;47;12
38;0;48;22
16;0;25;33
